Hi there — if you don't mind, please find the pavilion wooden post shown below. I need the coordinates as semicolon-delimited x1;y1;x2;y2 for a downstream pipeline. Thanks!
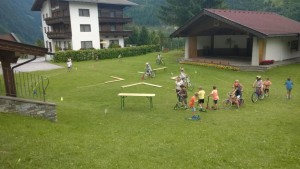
0;51;18;97
188;37;197;58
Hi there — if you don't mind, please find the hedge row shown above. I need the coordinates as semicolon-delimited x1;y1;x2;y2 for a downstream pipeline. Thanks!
53;45;160;63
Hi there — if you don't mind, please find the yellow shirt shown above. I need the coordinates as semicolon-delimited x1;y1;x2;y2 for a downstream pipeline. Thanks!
198;90;205;99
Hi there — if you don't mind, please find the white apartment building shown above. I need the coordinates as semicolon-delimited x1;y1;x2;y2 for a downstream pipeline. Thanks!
32;0;137;52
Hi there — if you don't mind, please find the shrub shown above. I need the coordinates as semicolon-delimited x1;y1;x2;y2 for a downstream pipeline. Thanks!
53;45;160;62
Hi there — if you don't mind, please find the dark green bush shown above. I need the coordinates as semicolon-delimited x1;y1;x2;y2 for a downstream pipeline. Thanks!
53;45;159;62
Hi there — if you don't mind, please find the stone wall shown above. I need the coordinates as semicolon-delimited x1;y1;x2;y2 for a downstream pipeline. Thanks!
0;96;57;122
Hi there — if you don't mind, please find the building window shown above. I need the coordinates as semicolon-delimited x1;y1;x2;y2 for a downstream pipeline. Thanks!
80;24;91;32
63;10;69;16
79;9;90;17
98;10;101;17
111;24;116;31
110;11;116;17
81;41;93;49
44;27;47;33
109;40;119;45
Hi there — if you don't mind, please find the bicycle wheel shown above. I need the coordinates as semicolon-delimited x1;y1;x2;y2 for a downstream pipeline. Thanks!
259;93;265;99
251;92;259;103
151;71;156;78
174;103;179;110
156;59;160;65
264;91;269;97
239;98;244;106
143;73;148;80
222;99;232;109
187;82;194;91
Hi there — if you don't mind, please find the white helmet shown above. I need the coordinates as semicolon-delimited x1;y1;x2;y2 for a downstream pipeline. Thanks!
146;62;149;65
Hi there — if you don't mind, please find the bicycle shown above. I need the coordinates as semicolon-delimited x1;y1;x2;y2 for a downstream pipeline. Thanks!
173;96;187;110
156;57;165;65
222;92;244;109
141;70;155;80
184;76;194;91
251;87;264;103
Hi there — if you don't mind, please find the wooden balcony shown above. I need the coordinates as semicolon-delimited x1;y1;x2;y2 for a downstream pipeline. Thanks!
100;30;132;37
47;32;72;39
99;17;132;24
45;16;70;25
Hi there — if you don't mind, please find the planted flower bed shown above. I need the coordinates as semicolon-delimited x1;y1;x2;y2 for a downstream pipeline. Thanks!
260;60;274;65
180;61;240;71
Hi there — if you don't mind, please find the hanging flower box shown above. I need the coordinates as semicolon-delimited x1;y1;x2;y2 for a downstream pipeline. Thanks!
260;60;274;65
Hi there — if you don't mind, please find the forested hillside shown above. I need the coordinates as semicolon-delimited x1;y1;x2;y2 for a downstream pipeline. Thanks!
0;0;41;44
0;0;299;45
125;0;165;26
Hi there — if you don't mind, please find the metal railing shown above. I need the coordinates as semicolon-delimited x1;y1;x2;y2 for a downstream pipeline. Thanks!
0;69;49;102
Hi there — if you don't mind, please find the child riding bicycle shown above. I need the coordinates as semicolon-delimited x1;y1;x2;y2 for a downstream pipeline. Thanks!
253;75;264;95
156;53;164;65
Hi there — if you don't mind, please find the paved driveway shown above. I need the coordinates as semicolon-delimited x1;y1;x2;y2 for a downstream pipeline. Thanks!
0;57;63;74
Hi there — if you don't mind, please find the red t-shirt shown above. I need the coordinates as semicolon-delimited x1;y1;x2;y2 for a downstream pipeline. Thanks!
189;96;197;107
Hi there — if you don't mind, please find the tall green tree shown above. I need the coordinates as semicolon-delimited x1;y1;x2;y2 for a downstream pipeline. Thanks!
126;26;140;46
35;39;45;48
158;0;225;27
279;0;300;21
138;26;151;45
150;31;160;45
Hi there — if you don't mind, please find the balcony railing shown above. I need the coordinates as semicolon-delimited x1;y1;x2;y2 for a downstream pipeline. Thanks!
100;30;132;37
45;16;70;25
98;17;132;24
47;31;72;39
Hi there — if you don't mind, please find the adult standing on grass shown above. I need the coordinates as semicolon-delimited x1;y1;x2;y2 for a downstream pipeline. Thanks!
285;77;294;99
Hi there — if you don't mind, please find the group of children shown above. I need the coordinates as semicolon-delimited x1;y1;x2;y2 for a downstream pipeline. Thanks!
175;67;295;120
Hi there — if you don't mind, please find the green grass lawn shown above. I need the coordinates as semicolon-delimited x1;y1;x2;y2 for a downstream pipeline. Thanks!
1;50;300;169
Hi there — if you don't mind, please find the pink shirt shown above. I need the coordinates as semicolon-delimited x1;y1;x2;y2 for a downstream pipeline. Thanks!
211;89;219;100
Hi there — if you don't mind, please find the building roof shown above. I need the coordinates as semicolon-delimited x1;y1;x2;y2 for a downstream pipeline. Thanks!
171;8;300;38
0;33;21;42
65;0;137;6
32;0;137;11
0;39;48;56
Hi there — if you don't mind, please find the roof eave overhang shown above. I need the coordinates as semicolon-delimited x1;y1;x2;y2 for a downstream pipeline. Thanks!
0;39;48;56
267;33;300;38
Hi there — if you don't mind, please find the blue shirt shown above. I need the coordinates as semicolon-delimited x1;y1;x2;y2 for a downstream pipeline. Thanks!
285;80;293;90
